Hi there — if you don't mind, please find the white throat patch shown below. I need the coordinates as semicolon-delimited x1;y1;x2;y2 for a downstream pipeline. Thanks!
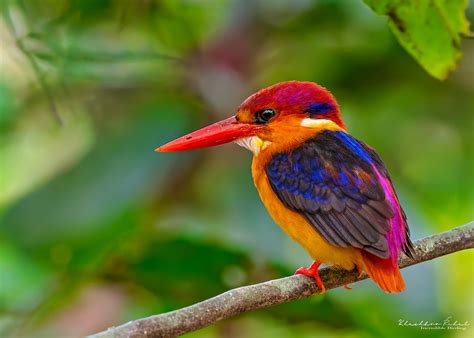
234;136;270;155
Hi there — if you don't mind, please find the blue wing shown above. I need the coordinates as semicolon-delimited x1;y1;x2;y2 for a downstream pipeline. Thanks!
265;130;409;258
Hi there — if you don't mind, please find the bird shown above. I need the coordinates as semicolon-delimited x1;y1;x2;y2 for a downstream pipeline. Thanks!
156;81;414;293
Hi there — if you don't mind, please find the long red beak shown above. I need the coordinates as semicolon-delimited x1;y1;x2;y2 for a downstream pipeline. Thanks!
156;116;262;152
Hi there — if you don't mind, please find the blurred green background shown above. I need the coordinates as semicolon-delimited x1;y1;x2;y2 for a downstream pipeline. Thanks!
0;0;473;337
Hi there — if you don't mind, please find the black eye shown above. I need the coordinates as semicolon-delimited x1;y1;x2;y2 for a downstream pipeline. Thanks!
255;108;277;124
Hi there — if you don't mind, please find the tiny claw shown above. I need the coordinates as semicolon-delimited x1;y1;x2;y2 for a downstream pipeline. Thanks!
356;265;364;279
295;261;326;294
295;266;310;275
343;284;353;290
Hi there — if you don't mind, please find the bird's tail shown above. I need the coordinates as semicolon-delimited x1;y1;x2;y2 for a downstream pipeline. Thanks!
361;251;405;293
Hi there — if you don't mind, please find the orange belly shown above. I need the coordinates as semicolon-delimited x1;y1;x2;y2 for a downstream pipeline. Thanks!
252;157;362;270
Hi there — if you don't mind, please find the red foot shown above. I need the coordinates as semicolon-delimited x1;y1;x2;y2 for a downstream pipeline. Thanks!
343;284;353;290
295;261;326;294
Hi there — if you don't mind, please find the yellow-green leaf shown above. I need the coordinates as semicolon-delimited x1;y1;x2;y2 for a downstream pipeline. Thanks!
364;0;471;80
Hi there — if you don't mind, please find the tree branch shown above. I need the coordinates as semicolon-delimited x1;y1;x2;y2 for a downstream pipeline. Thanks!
90;222;474;338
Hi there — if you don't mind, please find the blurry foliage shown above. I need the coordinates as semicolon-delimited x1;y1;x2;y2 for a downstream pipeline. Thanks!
0;0;473;337
364;0;471;79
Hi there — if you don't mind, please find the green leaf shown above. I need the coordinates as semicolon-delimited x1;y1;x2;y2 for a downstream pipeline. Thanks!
364;0;471;79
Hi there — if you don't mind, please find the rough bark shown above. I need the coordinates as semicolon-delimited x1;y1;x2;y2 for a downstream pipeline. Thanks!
90;222;474;338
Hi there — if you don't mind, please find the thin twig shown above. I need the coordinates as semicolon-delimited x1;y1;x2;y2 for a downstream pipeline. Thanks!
89;222;474;338
2;5;62;124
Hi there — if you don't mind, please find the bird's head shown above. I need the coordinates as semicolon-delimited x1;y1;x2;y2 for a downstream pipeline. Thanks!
157;81;345;154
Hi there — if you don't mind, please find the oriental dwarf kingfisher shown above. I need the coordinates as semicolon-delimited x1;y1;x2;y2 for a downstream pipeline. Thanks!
157;81;414;293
